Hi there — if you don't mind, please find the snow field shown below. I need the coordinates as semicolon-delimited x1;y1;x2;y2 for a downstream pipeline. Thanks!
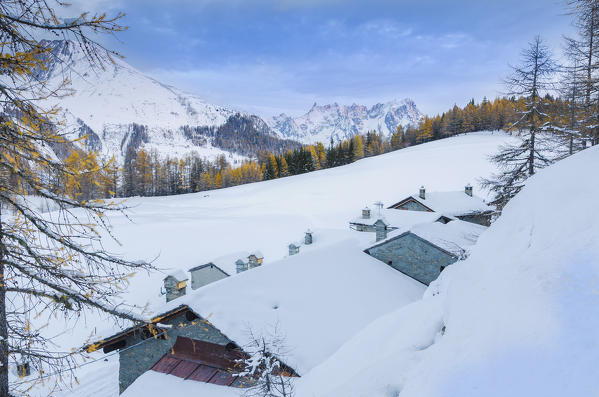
21;131;513;396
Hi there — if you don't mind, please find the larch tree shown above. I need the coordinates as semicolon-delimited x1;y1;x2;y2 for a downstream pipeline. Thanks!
565;0;599;145
0;1;155;395
278;156;289;177
483;36;558;209
557;62;586;156
352;135;365;160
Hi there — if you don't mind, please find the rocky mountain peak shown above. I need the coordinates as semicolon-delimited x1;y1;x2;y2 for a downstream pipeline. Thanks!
268;98;423;144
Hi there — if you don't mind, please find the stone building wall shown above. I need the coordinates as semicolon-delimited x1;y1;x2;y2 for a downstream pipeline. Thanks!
456;213;492;227
366;232;457;285
118;312;230;392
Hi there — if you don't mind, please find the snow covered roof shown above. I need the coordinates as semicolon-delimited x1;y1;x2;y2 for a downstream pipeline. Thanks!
249;250;264;258
369;218;487;257
165;270;188;282
350;209;442;228
190;251;250;276
154;240;425;375
390;190;493;216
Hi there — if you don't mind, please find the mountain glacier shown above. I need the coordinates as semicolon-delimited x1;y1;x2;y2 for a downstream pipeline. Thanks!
269;99;423;144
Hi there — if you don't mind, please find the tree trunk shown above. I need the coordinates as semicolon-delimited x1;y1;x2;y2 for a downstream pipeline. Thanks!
529;42;539;177
0;205;9;397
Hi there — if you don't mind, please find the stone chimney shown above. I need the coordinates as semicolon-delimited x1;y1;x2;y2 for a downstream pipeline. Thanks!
163;271;188;303
374;219;388;242
419;186;426;200
305;230;313;245
362;207;371;219
289;243;300;256
465;184;473;197
236;259;248;274
248;251;264;268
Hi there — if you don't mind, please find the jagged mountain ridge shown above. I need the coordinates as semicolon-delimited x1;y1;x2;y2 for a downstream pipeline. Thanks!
269;99;423;144
38;40;298;163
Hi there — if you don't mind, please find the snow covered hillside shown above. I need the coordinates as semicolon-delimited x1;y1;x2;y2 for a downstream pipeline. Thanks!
38;40;293;163
269;99;422;144
25;132;513;396
94;132;507;296
297;141;599;396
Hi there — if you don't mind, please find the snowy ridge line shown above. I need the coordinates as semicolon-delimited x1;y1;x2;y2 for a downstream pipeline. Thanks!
36;40;296;164
268;99;423;144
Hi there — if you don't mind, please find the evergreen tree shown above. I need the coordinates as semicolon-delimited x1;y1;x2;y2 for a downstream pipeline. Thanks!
391;125;404;150
565;0;599;145
278;156;289;177
352;135;365;160
557;63;586;155
483;36;558;209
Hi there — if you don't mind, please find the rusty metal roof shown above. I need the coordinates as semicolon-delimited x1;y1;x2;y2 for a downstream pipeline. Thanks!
151;336;250;387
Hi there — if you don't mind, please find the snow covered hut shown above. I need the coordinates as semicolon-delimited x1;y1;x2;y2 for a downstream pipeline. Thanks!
388;185;494;226
364;219;487;285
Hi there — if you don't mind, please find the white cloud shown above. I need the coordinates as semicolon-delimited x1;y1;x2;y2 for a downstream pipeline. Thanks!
359;19;413;38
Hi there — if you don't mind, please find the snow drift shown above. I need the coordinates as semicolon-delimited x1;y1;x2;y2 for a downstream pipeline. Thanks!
298;145;599;396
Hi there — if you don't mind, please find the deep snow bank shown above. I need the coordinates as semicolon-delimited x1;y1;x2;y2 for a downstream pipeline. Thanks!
299;146;599;396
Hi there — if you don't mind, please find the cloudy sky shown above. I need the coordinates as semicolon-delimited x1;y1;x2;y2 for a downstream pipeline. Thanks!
72;0;573;117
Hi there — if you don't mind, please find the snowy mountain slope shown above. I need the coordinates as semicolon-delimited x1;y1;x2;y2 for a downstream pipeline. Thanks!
38;40;294;163
269;99;423;144
19;132;513;396
296;144;599;396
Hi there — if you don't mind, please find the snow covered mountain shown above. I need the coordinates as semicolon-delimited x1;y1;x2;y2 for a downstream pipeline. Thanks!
38;40;296;163
269;99;423;144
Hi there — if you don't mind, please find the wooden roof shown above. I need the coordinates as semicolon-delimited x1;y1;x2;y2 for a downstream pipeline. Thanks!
151;336;298;388
151;336;250;387
85;305;191;353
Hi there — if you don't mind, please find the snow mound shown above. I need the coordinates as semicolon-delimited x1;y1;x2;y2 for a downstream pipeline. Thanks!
298;145;599;396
